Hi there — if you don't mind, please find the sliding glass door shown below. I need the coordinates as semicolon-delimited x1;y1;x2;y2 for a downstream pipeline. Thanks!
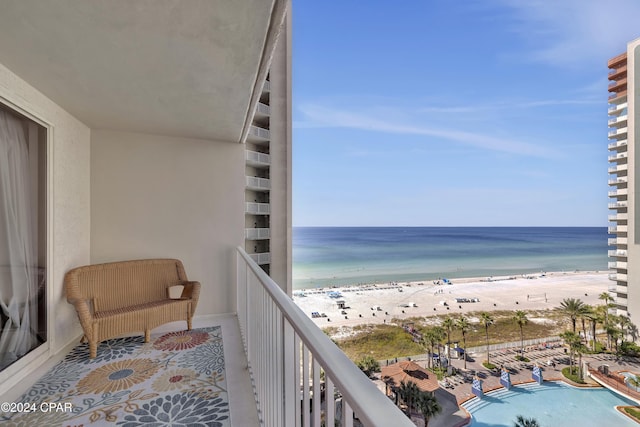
0;107;47;372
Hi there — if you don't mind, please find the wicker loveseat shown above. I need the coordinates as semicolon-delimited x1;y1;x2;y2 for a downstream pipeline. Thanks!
64;258;200;358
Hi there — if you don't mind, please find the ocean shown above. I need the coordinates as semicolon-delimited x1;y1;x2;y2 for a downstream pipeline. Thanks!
292;227;609;289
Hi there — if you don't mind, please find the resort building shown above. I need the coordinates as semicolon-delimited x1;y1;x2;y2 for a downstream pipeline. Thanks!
608;38;640;319
0;1;409;425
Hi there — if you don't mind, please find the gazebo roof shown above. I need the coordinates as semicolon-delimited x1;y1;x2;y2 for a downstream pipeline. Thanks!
380;361;439;393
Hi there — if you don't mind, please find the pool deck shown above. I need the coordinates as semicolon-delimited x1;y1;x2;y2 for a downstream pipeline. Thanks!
377;346;640;427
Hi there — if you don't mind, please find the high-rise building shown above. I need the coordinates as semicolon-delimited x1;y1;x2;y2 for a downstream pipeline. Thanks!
608;38;639;318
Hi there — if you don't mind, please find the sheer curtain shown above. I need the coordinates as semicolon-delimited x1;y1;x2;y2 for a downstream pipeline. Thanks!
0;110;38;368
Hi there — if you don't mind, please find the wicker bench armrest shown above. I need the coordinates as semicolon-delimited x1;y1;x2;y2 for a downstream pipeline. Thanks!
181;281;200;299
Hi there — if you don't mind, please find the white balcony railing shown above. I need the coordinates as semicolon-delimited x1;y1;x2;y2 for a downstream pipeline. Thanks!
250;252;271;265
249;125;271;141
245;228;271;240
246;202;270;215
608;139;627;150
236;248;412;427
608;177;627;185
608;249;628;257
246;150;271;166
608;127;628;138
608;152;628;161
608;201;628;209
246;176;271;191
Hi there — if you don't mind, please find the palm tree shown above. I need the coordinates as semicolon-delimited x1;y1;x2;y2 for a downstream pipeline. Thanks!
513;311;528;359
423;328;441;369
560;331;581;376
397;380;420;415
558;298;587;334
442;316;455;364
456;316;470;370
513;415;540;427
618;314;633;344
480;312;494;366
416;392;442;427
599;292;615;348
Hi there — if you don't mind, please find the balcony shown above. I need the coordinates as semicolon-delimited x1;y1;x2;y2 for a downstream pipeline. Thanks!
246;150;271;167
608;213;627;222
263;80;271;92
608;249;628;257
608;176;628;185
608;139;627;150
608;201;628;209
608;65;627;81
247;125;271;143
236;248;413;427
608;114;628;126
246;202;271;215
608;102;628;114
249;252;271;265
608;163;628;174
245;227;271;240
609;90;627;103
608;225;628;234
608;152;628;161
608;237;628;246
608;127;628;138
608;78;627;93
613;273;629;282
254;102;271;119
608;52;627;68
609;261;627;269
608;188;628;197
246;176;271;191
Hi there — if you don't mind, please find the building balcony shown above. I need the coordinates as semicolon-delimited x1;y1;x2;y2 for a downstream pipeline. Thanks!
608;176;628;186
608;65;627;81
245;227;271;240
608;213;627;222
608;139;627;150
236;248;413;427
608;225;628;234
609;261;628;269
246;202;270;215
608;163;628;174
608;201;628;209
608;52;627;68
254;102;271;119
608;188;628;197
249;252;271;265
608;78;627;93
608;115;628;126
246;150;271;167
608;249;628;257
608;237;628;246
608;102;628;115
246;176;271;191
612;274;629;283
608;152;628;161
247;125;270;143
608;127;628;138
262;80;271;93
609;90;627;103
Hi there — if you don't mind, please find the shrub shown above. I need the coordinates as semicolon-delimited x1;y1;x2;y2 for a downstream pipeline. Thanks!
356;355;380;377
562;366;585;384
623;407;640;422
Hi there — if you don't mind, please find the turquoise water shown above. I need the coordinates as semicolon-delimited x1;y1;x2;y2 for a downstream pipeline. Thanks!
462;382;636;427
293;227;608;289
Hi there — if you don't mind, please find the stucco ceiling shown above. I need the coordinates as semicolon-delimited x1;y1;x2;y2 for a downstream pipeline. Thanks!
0;0;280;142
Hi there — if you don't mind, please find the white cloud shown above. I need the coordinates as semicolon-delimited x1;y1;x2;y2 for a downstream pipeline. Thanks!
498;0;640;66
297;103;558;158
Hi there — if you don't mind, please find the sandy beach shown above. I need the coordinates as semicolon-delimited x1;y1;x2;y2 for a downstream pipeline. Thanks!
293;271;610;330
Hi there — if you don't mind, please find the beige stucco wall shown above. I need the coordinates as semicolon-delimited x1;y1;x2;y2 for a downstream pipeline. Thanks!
0;62;91;393
90;130;244;315
627;41;640;318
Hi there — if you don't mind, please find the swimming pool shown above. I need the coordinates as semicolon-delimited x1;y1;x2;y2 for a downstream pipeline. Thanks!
462;381;637;427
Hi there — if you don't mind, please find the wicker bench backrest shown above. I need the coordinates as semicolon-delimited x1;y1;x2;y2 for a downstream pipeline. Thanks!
65;259;187;312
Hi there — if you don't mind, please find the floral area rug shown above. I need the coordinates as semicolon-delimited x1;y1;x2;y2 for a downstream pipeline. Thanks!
1;326;230;427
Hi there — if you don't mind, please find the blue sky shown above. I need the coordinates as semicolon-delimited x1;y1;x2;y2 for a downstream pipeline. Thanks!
292;1;640;227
